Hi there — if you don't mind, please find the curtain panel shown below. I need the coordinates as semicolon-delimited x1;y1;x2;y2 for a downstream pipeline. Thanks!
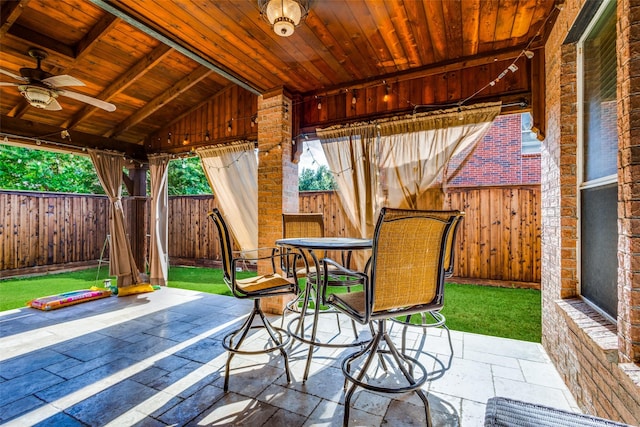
88;149;141;287
318;123;380;244
317;102;501;240
197;142;258;253
148;154;171;286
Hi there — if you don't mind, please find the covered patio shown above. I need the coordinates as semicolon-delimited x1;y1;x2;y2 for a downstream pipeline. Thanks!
0;287;577;426
1;0;639;425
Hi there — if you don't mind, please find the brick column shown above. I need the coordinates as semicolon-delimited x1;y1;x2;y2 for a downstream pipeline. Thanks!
257;88;299;314
617;0;640;363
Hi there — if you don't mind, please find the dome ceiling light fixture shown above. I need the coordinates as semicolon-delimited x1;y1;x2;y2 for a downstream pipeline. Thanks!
258;0;309;37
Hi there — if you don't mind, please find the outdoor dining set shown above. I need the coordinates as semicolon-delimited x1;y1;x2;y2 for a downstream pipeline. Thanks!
208;207;465;427
205;207;636;427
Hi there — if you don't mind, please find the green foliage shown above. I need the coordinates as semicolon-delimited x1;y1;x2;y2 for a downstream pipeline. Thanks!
1;145;332;195
299;165;337;191
0;145;213;195
167;157;212;195
0;145;104;194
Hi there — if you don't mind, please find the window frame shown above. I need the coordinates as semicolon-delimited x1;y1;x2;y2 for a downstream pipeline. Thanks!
576;0;618;324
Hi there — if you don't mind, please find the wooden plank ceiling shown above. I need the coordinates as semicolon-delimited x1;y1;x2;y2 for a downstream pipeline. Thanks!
0;0;560;161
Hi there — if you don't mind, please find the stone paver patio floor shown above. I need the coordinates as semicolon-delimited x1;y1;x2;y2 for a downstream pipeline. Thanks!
0;287;579;426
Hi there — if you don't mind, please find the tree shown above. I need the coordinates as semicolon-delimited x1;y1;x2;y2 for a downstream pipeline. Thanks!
0;145;104;194
1;145;334;194
167;157;212;195
299;165;337;191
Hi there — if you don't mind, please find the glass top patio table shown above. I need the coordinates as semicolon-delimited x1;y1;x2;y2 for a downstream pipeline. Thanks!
276;237;373;251
276;236;372;383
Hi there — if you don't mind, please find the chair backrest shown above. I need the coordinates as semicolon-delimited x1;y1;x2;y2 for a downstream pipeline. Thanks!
283;213;325;239
369;208;460;313
401;209;464;276
283;213;325;268
208;208;233;285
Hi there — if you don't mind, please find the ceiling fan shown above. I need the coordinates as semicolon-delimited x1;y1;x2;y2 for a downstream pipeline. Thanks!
0;48;116;112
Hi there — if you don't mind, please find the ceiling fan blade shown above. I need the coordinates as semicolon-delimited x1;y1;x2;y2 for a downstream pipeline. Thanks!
0;68;28;82
43;98;62;111
42;75;85;87
0;81;20;87
57;89;116;112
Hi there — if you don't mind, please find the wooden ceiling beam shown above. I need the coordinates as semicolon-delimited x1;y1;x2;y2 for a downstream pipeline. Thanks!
7;24;76;58
75;14;118;59
0;116;146;160
105;66;213;138
90;0;262;96
0;0;30;39
7;99;31;120
63;44;173;130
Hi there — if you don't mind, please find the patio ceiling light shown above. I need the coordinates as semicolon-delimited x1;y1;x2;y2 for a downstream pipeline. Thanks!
258;0;309;37
18;85;59;110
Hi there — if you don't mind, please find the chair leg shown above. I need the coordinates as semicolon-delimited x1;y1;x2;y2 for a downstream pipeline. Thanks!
223;306;258;392
343;332;382;426
257;303;292;384
400;311;453;357
382;330;432;427
341;320;432;427
222;299;292;392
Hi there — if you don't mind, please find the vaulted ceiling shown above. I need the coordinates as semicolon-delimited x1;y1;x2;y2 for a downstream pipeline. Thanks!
0;0;561;161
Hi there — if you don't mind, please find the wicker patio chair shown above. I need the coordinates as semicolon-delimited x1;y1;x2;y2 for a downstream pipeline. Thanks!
208;208;300;392
280;213;360;336
281;213;326;280
321;207;459;427
281;212;356;279
389;209;465;355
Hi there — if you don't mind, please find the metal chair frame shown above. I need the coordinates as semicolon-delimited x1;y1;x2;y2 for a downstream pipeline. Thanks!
208;208;300;392
322;207;460;427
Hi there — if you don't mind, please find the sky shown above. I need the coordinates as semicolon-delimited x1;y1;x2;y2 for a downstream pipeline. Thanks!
297;138;327;171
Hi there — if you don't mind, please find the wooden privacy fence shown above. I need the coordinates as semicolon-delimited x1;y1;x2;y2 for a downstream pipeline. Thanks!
1;186;540;283
298;186;541;283
0;191;110;273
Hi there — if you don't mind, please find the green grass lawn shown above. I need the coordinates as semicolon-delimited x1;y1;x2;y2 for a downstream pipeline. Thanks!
0;266;541;342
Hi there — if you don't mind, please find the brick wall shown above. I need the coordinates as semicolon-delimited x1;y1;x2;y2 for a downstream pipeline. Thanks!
449;113;541;186
541;0;640;424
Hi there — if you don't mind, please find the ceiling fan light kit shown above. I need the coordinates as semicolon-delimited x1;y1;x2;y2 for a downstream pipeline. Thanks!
259;0;309;37
18;85;59;109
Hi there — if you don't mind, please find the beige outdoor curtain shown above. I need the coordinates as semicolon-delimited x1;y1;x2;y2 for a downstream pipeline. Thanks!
319;124;380;244
317;102;501;243
148;154;171;286
89;149;141;287
377;102;501;209
197;142;258;252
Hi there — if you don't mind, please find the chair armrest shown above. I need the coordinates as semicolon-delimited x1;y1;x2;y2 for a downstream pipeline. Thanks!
231;247;299;275
320;257;367;301
322;257;364;277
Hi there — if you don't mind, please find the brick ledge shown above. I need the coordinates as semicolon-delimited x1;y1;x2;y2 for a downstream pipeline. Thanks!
556;298;618;362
